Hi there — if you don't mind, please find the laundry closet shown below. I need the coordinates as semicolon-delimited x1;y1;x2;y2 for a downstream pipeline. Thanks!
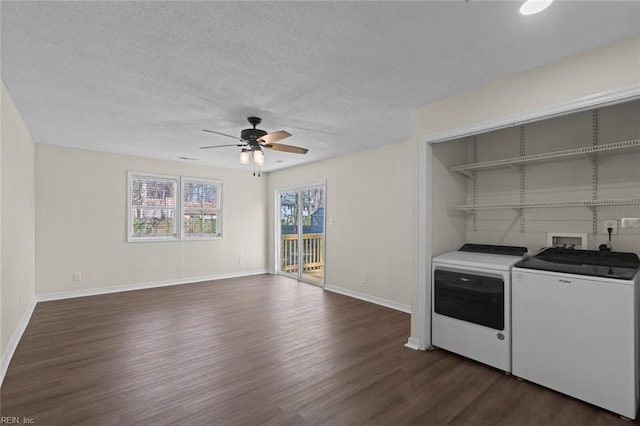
428;100;640;419
425;99;640;419
433;99;640;254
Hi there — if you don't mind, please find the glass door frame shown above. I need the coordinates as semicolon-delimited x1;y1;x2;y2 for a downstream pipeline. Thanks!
275;182;326;287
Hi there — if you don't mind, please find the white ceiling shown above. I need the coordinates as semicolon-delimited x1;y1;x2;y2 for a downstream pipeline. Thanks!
2;1;639;172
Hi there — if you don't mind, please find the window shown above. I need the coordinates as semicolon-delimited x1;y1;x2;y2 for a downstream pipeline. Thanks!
127;172;222;242
128;172;178;241
181;177;222;239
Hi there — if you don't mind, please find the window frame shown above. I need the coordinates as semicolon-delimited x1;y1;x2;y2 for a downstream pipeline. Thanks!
180;176;223;240
127;171;180;243
127;172;224;243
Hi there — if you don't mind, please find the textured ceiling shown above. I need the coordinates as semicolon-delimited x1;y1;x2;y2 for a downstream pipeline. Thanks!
2;1;639;172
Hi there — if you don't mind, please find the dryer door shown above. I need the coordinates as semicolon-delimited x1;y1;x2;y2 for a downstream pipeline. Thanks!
434;269;504;330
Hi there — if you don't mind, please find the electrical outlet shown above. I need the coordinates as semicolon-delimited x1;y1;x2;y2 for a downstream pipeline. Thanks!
361;273;367;284
238;257;244;265
603;220;618;235
73;272;82;281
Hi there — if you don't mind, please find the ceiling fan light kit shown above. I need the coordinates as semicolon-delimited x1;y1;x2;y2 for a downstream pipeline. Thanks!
239;149;251;165
253;149;265;166
201;116;308;176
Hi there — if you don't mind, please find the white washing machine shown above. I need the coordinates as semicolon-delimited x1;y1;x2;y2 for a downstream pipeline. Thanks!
512;248;640;419
432;244;528;372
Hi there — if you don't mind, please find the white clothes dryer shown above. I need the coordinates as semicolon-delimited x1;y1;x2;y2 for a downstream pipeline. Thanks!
432;244;527;372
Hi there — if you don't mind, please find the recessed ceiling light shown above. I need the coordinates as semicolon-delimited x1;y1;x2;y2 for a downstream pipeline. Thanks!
520;0;553;15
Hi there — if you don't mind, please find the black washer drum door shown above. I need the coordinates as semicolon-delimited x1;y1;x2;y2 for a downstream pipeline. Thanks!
434;269;504;330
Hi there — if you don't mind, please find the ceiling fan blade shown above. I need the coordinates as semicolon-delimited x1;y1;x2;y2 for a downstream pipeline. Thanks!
257;130;291;144
203;129;244;141
263;143;308;155
200;143;245;149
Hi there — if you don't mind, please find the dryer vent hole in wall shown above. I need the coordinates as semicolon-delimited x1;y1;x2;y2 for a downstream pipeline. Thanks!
603;220;618;235
601;219;617;250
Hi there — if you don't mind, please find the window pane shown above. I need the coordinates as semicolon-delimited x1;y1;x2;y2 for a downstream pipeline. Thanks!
131;178;176;207
183;182;217;208
183;213;217;235
131;208;176;237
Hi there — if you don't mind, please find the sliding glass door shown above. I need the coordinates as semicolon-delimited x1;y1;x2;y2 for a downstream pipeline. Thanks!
277;185;325;285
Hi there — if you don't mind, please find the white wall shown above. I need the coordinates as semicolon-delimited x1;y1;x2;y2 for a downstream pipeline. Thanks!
411;34;640;345
35;144;268;298
431;140;468;257
267;140;416;310
1;82;36;380
414;34;640;140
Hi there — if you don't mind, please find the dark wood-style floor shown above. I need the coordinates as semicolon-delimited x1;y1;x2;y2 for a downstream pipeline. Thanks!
1;274;634;425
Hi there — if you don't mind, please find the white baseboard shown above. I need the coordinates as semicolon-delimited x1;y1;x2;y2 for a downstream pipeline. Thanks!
36;269;269;302
1;301;36;387
404;337;420;350
324;285;411;314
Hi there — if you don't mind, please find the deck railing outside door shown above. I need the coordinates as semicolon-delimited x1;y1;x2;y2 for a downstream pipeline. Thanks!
281;233;323;273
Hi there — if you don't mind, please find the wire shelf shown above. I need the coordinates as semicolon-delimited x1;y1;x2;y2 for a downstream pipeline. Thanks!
450;198;640;212
450;139;640;175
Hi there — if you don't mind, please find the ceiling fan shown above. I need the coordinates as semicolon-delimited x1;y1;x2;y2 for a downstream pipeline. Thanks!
201;117;309;170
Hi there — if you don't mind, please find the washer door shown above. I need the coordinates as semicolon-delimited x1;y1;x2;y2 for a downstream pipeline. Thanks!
434;269;504;330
